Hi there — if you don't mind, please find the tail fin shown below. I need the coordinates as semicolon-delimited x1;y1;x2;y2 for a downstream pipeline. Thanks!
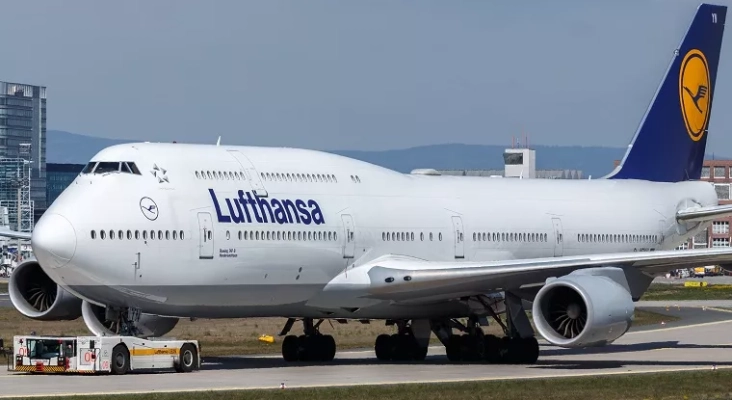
606;3;726;182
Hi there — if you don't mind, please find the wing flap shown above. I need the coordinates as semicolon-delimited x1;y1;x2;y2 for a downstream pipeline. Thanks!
677;204;732;222
349;248;732;301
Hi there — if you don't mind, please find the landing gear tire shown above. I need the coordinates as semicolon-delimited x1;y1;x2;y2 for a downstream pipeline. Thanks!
483;335;502;363
281;334;336;362
110;344;129;375
282;335;299;362
518;337;539;364
374;333;427;361
375;334;391;361
446;335;462;362
445;334;539;364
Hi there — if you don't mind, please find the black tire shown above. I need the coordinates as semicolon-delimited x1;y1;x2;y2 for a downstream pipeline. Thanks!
282;335;299;362
111;344;129;375
296;335;309;361
321;335;336;362
412;342;428;361
178;343;198;372
483;335;501;364
445;335;462;362
375;334;391;361
520;337;540;364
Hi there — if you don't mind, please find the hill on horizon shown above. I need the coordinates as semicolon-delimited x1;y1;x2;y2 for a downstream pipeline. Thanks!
45;130;726;178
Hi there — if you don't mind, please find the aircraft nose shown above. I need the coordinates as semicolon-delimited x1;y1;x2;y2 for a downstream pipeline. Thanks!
31;213;77;269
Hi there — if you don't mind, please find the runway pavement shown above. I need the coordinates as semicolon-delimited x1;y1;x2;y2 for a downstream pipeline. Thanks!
1;306;732;398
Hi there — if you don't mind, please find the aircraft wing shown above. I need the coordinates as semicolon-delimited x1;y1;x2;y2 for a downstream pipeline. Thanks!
341;248;732;302
677;204;732;223
0;229;32;240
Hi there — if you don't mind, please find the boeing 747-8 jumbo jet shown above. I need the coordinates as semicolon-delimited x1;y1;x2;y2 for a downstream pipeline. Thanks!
5;3;732;368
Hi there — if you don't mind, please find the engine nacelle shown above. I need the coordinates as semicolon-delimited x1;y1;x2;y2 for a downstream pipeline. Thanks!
81;301;179;337
8;260;82;321
532;269;634;348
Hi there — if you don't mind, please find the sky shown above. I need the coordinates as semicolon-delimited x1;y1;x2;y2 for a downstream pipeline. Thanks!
2;0;732;152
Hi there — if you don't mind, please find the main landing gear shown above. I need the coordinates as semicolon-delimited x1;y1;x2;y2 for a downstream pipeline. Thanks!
374;320;429;361
431;292;540;364
279;318;336;362
437;318;539;364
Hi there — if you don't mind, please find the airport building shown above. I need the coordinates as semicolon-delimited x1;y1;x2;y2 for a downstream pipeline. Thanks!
0;81;47;231
437;147;583;179
47;163;85;206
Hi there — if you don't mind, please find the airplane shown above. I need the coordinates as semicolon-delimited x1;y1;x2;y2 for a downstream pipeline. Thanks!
5;3;732;366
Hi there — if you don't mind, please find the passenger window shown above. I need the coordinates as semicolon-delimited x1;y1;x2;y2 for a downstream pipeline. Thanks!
134;230;140;240
127;230;132;240
110;230;116;240
195;171;201;179
142;231;148;240
166;231;171;240
180;230;185;240
207;231;212;240
100;230;106;240
439;233;443;241
173;230;178;240
118;230;123;240
226;231;230;240
420;232;424;241
90;230;96;239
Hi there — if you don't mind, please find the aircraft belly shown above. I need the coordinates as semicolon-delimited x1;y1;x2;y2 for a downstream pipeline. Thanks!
66;283;472;319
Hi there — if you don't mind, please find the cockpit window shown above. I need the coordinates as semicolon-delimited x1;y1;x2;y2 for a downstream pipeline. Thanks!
81;162;97;174
94;162;120;174
84;161;142;175
125;162;141;175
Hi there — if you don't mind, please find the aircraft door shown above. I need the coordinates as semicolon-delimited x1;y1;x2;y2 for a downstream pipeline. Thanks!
552;217;563;257
341;214;355;258
451;216;465;259
227;150;268;197
198;212;214;259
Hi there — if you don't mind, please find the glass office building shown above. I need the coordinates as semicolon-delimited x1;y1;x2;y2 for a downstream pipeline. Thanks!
0;81;47;227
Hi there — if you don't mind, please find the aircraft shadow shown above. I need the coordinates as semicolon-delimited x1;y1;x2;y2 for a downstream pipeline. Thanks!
540;341;732;356
200;340;732;371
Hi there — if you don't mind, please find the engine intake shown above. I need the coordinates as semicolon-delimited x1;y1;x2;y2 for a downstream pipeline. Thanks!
532;268;634;348
82;301;179;337
8;260;82;321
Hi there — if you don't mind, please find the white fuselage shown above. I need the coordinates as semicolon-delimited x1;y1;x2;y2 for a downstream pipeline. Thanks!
33;143;717;319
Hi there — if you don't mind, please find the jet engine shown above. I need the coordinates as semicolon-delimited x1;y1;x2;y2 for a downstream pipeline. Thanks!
8;260;82;320
81;301;179;337
531;269;634;348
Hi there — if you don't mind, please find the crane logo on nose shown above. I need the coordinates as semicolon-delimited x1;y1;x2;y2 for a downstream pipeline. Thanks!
140;197;159;221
